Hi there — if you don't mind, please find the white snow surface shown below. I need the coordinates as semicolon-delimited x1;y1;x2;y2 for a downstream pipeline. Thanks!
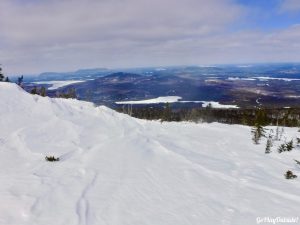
0;83;300;225
228;77;256;81
228;76;300;82
254;77;300;82
116;96;182;104
33;80;85;90
200;101;239;109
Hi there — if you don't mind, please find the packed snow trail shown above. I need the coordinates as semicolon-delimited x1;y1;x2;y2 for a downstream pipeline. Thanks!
0;83;299;225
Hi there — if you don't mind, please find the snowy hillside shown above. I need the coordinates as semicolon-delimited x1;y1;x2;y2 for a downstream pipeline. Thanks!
0;83;299;225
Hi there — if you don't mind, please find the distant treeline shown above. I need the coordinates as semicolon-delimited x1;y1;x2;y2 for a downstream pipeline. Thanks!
116;104;300;127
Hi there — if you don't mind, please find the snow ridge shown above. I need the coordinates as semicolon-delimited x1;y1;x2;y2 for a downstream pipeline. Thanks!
0;83;299;225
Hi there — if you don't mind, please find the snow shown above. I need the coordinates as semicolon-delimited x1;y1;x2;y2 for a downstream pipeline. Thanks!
0;83;300;225
198;65;217;68
228;76;300;82
228;77;256;81
116;96;239;108
285;95;300;98
116;96;182;104
236;65;253;68
155;68;166;71
254;77;300;82
32;80;85;90
199;101;239;109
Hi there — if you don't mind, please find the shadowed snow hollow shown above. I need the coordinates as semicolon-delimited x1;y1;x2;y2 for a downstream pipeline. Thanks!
0;83;299;225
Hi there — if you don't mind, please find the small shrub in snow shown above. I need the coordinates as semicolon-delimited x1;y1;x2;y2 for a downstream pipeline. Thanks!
278;140;294;153
278;144;286;153
265;138;272;154
275;126;284;141
285;170;297;179
251;124;266;145
251;109;268;144
286;140;294;151
45;156;60;162
31;86;47;97
265;133;273;154
56;88;77;99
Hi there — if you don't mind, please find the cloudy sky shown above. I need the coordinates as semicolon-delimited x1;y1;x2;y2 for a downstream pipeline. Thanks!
1;0;300;75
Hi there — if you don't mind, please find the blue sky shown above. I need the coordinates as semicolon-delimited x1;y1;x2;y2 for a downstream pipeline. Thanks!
236;0;300;30
1;0;300;75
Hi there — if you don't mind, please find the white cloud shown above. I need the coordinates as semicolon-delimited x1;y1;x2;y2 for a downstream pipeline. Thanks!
1;0;300;75
0;0;243;74
279;0;300;13
0;0;242;44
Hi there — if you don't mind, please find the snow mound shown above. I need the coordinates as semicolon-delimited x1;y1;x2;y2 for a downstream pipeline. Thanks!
0;83;299;225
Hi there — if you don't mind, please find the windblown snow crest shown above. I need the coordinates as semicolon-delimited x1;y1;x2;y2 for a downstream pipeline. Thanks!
0;83;299;225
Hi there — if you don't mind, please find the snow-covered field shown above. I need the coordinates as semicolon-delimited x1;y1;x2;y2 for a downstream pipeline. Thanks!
227;77;300;82
32;80;85;90
0;83;300;225
199;101;239;109
116;96;182;104
228;77;256;81
116;96;239;108
254;77;300;82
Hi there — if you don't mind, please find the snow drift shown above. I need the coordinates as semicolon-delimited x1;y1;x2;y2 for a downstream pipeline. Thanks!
0;83;299;225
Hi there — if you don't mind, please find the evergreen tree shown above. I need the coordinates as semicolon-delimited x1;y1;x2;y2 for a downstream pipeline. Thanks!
278;140;294;153
265;136;272;154
286;140;294;151
251;109;267;144
40;87;47;97
275;125;280;141
279;127;284;140
188;108;199;122
278;143;287;153
162;103;172;121
252;123;266;144
206;103;212;110
17;75;24;86
56;88;77;99
241;113;248;125
67;88;76;98
297;138;300;145
30;86;38;95
0;66;4;81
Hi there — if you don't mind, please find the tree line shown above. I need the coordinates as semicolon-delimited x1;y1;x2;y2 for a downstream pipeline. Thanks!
0;66;10;82
116;104;300;127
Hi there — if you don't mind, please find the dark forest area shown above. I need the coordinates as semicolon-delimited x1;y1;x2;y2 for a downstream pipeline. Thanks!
116;104;300;127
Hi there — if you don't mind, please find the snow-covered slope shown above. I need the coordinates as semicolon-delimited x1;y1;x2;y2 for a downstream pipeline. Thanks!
0;83;299;225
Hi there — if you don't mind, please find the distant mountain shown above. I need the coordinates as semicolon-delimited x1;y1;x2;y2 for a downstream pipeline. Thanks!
37;68;109;81
61;67;300;108
103;72;143;80
24;63;300;108
61;72;227;106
